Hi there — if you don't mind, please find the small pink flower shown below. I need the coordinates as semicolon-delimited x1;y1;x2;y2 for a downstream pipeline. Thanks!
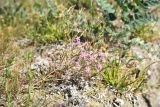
76;37;81;45
97;63;102;70
80;47;84;51
80;52;90;58
86;61;91;65
98;50;105;57
85;66;91;72
80;53;86;58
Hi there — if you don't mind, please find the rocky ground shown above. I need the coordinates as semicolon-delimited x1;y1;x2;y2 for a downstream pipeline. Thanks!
13;38;160;107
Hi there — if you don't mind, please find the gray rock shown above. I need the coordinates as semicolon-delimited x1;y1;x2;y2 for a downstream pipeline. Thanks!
17;38;32;47
31;56;50;74
113;98;124;107
130;42;160;107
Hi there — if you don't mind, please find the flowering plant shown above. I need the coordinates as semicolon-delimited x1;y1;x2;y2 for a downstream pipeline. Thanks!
74;37;108;74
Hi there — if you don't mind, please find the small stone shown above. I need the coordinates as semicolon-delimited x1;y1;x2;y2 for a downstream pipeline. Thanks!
113;98;124;107
17;38;32;47
31;56;50;74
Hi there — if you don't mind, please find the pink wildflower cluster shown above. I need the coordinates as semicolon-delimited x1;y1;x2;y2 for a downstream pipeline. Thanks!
74;37;107;73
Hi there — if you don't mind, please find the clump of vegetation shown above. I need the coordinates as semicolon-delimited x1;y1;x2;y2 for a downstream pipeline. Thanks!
101;58;147;92
0;56;20;106
73;37;107;77
23;51;34;106
1;0;159;44
74;37;147;91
